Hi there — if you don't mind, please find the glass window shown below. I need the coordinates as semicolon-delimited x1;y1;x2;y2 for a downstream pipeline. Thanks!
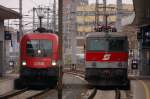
86;37;128;52
108;39;127;52
26;40;52;57
87;38;108;51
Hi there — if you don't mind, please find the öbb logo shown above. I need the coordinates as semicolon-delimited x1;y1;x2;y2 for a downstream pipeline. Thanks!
102;54;111;60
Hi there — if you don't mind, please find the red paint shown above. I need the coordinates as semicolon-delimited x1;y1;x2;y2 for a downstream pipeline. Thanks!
85;51;128;62
20;33;59;68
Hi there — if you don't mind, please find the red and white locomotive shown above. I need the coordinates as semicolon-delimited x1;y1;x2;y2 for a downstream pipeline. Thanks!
17;33;59;87
85;32;130;90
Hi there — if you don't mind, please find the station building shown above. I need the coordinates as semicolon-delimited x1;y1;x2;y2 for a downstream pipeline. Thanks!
63;2;134;64
0;5;20;76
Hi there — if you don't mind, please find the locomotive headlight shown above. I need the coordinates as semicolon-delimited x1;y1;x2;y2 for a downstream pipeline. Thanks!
52;60;57;66
37;49;41;54
22;61;27;66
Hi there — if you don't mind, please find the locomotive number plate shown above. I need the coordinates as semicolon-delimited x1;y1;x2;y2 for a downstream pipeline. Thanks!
34;62;45;66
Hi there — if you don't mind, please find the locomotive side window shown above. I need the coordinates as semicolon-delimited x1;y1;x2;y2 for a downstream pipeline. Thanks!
26;40;52;57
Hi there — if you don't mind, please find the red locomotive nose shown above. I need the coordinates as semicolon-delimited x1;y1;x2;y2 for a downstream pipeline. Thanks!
19;33;59;87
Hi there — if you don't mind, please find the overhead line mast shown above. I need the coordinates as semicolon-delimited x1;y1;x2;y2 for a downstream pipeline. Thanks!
95;0;108;29
95;0;118;33
53;0;56;32
95;0;99;28
95;0;108;32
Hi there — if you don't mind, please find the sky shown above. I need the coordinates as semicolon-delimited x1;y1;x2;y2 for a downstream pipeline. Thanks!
0;0;133;29
0;0;55;29
0;0;133;15
0;0;133;10
89;0;133;4
0;0;54;14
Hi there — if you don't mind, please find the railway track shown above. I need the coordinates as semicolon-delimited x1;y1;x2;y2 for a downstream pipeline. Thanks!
0;88;28;99
64;69;98;99
0;68;85;99
26;88;53;99
0;88;54;99
64;69;129;99
88;88;97;99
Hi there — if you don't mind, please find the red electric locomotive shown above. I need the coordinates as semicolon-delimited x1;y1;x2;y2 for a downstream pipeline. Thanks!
16;33;59;87
85;32;130;90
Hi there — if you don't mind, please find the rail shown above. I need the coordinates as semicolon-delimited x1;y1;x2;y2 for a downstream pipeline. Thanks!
64;66;127;99
26;88;51;99
64;68;98;99
87;88;97;99
0;88;28;99
115;89;121;99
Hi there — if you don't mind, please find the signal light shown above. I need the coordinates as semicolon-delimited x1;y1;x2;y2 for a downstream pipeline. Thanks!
131;60;138;69
4;31;11;40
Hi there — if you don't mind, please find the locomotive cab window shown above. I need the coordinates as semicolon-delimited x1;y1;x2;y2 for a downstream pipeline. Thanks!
86;37;128;52
86;38;108;51
26;40;52;57
108;39;128;52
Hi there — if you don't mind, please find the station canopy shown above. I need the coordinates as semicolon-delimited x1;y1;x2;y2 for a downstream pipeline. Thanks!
0;5;20;20
133;0;150;25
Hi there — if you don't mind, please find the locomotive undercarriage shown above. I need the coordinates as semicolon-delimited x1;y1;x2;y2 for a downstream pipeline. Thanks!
15;66;59;89
85;68;130;90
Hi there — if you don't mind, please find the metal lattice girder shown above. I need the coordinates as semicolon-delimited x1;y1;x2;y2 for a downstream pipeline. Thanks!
76;11;133;16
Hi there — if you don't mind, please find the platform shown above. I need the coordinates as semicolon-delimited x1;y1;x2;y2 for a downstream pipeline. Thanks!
0;73;19;95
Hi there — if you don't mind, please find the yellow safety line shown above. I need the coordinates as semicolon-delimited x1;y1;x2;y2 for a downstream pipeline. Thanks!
139;80;150;99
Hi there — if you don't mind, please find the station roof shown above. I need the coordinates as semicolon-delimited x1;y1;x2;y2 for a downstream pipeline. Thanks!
0;5;20;20
133;0;150;26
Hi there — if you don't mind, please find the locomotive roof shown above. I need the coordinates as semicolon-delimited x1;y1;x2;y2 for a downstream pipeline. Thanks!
86;32;127;38
23;33;58;38
21;33;58;41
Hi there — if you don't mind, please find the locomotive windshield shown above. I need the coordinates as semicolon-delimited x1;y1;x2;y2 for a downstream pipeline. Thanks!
87;37;128;52
26;40;52;57
87;38;108;51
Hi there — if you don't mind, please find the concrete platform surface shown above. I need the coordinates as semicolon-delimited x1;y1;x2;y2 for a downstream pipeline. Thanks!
0;73;19;95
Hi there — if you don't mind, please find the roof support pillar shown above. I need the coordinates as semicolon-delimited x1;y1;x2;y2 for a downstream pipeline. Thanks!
0;20;4;76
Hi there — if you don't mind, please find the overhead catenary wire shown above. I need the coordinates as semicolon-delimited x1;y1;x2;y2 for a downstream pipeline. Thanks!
30;0;39;7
